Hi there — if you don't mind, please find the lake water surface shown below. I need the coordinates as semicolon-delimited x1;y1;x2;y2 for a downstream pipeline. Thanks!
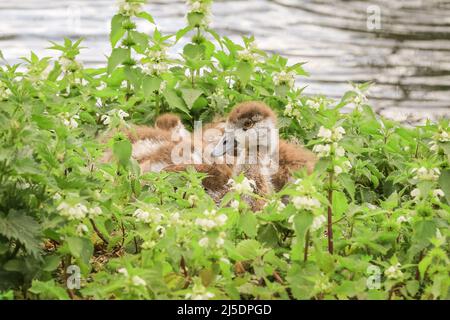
1;0;449;122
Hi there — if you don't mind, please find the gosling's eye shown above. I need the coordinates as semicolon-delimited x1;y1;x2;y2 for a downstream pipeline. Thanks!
243;120;253;131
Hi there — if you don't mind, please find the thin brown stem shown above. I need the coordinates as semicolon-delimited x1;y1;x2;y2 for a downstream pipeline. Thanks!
89;218;109;245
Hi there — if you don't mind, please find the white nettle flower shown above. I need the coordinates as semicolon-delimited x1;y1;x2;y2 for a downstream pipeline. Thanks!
133;208;151;223
385;263;403;280
410;188;421;200
188;194;199;205
216;214;228;225
314;274;333;292
342;160;352;170
89;206;102;218
0;81;12;100
52;193;62;201
118;0;142;16
317;126;332;142
62;113;80;129
216;232;226;247
198;237;209;247
238;48;258;62
334;165;343;175
431;128;450;145
170;212;181;224
76;223;89;235
156;225;166;237
185;283;215;300
312;144;331;158
306;100;320;111
131;275;147;287
311;215;326;231
159;80;167;92
141;240;156;250
142;61;168;76
59;57;81;72
101;114;111;125
284;103;293;116
57;202;88;220
396;215;411;224
133;207;163;224
332;126;346;141
273;70;296;87
228;177;256;194
117;267;129;277
117;109;129;120
195;212;227;231
203;209;217;216
411;167;440;181
229;200;240;209
292;196;321;211
334;144;346;157
433;189;445;200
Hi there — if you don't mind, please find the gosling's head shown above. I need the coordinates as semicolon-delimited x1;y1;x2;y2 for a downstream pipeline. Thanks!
211;101;278;158
155;113;190;142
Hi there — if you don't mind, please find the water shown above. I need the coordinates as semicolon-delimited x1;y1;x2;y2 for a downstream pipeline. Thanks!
1;0;449;122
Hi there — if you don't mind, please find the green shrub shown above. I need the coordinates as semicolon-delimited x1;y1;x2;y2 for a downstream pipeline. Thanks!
0;0;448;300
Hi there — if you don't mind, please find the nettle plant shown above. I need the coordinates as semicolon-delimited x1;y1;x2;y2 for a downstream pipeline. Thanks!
0;0;449;300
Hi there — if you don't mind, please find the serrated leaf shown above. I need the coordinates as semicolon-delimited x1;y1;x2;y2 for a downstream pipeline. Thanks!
235;239;262;261
438;169;450;204
66;236;93;266
29;280;70;300
110;14;126;47
236;61;252;86
238;212;258;238
113;139;132;166
163;88;191;117
0;210;41;257
107;48;130;73
136;11;155;24
180;88;203;109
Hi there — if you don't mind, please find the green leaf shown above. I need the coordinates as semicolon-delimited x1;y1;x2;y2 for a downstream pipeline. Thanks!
338;173;355;200
136;11;155;24
412;220;436;246
107;48;130;73
29;280;70;300
238;212;258;238
0;210;41;257
66;236;93;266
130;31;149;54
332;191;349;217
113;139;132;166
183;43;205;60
438;169;450;204
180;88;203;109
110;14;126;47
42;255;61;272
235;240;262;261
176;26;192;42
236;61;252;86
163;88;191;117
142;76;162;93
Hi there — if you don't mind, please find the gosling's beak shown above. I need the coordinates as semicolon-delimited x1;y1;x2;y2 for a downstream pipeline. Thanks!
211;132;235;157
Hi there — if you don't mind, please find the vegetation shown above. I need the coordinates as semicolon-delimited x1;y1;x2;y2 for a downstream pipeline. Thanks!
0;0;448;300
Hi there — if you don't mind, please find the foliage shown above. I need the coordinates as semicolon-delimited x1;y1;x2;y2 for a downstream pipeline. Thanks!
0;0;449;300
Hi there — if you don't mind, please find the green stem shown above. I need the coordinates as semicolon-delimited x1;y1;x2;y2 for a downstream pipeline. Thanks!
327;171;334;254
304;230;310;262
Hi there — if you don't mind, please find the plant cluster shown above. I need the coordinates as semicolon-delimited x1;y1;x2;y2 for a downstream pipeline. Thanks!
0;0;448;300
